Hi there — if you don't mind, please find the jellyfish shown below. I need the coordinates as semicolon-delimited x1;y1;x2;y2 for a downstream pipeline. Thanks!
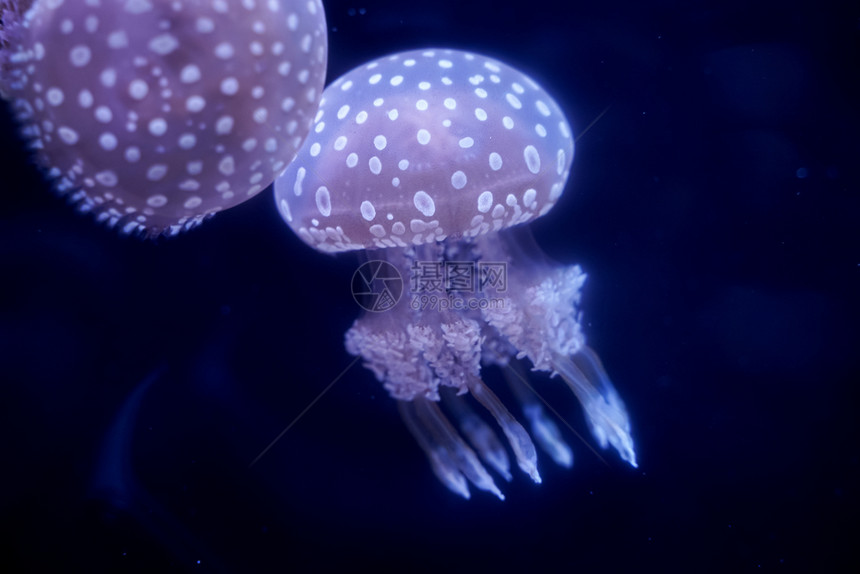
0;0;327;237
273;48;637;499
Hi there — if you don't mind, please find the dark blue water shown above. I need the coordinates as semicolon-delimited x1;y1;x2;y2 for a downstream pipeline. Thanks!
1;0;857;571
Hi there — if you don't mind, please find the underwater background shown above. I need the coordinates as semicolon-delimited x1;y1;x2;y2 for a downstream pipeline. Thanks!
1;0;857;571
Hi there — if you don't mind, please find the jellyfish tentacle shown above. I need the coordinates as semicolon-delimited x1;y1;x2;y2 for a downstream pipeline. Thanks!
441;388;513;481
553;350;638;468
522;403;575;469
480;235;637;469
358;313;510;498
502;362;574;468
412;397;505;500
398;400;471;499
466;377;541;484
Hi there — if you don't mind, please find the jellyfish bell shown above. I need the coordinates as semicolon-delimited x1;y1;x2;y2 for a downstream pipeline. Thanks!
274;48;636;499
0;0;327;238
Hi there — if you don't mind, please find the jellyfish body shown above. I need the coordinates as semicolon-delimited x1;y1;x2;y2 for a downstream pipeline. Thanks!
0;0;327;237
274;49;636;499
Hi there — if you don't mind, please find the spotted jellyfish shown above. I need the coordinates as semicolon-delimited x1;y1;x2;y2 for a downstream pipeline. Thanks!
0;0;327;237
274;48;637;499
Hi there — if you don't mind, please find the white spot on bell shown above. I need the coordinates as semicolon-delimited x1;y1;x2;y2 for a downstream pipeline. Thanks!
536;100;551;117
108;31;129;49
148;33;179;55
78;90;94;108
46;88;64;106
69;45;91;67
99;133;118;150
413;191;435;217
279;198;293;222
360;200;376;221
147;165;167;181
451;171;467;190
477;191;493;213
186;96;206;112
148;118;167;136
180;65;201;83
179;133;197;149
215;42;235;59
147;194;168;207
95;171;118;187
489;152;503;171
129;79;149;100
316;186;331;217
523;188;537;209
369;156;382;174
221;77;239;95
218;156;235;175
216;116;234;135
524;145;540;174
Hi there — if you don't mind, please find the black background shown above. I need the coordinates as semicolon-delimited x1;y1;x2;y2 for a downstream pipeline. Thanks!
1;0;858;571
